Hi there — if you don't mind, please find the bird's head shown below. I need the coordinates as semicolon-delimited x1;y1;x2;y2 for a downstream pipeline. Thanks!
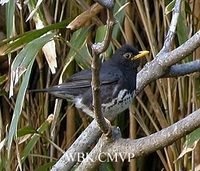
112;44;149;69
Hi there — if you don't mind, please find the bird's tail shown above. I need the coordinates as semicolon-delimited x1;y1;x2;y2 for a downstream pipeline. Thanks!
29;87;74;100
29;88;53;93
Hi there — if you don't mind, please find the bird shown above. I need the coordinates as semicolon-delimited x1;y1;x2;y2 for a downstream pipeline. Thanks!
31;45;149;118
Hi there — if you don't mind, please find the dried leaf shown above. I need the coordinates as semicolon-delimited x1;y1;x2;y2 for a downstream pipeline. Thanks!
35;18;57;74
67;3;103;30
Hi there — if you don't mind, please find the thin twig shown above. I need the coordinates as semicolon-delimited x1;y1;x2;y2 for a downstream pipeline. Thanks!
158;0;181;54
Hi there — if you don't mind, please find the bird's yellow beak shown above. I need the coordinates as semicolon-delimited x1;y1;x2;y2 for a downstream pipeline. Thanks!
131;50;149;60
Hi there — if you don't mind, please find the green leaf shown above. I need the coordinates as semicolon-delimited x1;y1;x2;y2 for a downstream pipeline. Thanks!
20;118;52;163
95;25;107;43
0;20;69;55
67;27;92;69
164;0;175;15
17;126;37;137
7;59;35;159
186;128;200;147
178;128;200;159
11;33;56;87
0;74;7;85
177;12;188;45
100;162;115;171
0;90;7;96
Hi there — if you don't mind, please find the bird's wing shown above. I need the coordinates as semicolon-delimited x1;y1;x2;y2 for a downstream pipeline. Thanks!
31;65;123;100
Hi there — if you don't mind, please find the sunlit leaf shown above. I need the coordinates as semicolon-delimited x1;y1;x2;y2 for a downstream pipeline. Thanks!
9;33;56;96
26;0;44;21
165;0;175;15
0;0;9;5
0;138;6;152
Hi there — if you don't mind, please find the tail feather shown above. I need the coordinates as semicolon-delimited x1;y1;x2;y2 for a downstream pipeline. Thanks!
29;88;74;101
29;88;50;93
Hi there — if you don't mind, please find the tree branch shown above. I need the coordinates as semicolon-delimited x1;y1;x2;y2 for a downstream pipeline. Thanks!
78;108;200;170
51;33;200;171
91;8;115;135
50;120;102;171
158;0;181;54
76;127;122;170
136;30;200;94
164;60;200;77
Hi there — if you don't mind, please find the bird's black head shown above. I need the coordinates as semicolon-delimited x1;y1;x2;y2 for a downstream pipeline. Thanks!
112;44;149;69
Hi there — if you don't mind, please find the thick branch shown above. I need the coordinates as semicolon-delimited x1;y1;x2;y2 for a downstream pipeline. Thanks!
77;108;200;170
50;120;101;171
164;60;200;77
77;127;122;170
107;109;200;157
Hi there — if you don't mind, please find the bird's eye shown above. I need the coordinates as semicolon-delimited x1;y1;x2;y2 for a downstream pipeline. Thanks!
123;52;132;59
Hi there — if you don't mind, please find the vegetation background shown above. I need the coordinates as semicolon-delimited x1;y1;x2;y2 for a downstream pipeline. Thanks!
0;0;200;170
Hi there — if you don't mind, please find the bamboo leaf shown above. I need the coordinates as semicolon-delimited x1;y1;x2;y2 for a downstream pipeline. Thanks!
5;0;15;38
17;126;37;137
20;115;54;163
0;20;68;55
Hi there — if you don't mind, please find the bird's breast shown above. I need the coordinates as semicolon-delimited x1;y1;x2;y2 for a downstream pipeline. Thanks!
74;89;134;118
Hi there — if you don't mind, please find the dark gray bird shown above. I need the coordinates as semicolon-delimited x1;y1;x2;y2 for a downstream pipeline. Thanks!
31;45;149;118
